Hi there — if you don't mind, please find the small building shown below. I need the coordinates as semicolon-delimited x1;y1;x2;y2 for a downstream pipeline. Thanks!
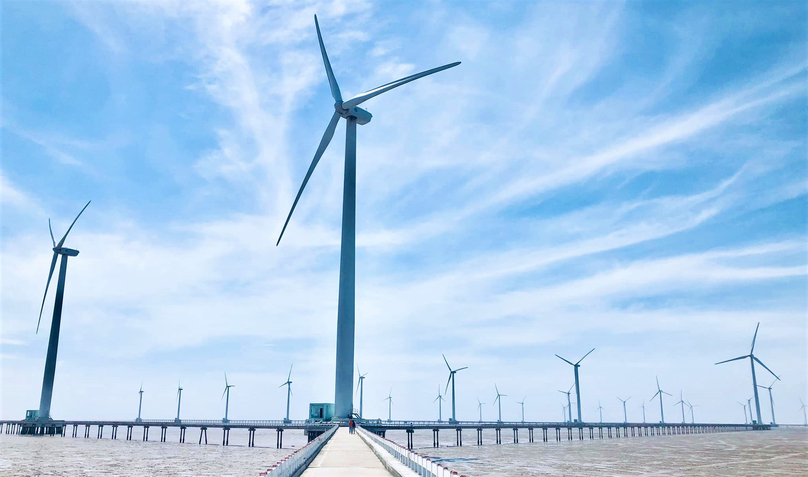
309;403;335;421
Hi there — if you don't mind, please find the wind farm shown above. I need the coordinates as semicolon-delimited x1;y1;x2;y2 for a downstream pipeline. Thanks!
2;2;806;477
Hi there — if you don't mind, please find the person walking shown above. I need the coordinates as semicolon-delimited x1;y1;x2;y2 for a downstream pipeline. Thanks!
348;418;355;434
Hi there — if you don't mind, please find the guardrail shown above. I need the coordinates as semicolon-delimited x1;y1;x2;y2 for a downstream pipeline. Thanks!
260;425;337;477
357;426;464;477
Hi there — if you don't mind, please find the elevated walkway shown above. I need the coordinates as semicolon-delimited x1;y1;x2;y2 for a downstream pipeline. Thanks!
301;427;393;476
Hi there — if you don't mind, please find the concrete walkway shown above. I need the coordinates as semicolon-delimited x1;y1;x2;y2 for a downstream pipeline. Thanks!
301;427;393;476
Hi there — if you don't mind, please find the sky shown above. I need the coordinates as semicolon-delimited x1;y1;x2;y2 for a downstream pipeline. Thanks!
1;0;806;426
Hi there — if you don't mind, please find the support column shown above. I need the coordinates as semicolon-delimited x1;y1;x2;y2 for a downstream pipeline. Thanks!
276;428;283;449
495;428;501;444
476;428;483;445
456;428;462;446
513;428;518;444
406;429;414;450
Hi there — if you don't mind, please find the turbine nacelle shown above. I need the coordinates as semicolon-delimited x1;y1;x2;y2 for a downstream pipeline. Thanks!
335;104;372;125
54;247;79;257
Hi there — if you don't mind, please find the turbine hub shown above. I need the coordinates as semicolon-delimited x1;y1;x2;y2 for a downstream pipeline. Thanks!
335;103;372;125
54;247;80;256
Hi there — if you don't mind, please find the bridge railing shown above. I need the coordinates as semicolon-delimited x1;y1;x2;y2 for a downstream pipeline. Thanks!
358;419;737;428
261;425;337;476
357;426;463;477
135;419;323;427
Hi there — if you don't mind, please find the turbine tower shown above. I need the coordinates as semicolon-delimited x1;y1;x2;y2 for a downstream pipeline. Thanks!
555;348;595;423
275;14;460;419
738;401;748;424
747;397;754;424
136;384;144;422
516;397;526;423
477;398;485;422
433;385;446;422
222;373;234;423
175;381;183;423
686;400;698;424
558;385;574;423
756;379;778;425
443;355;467;422
673;391;687;424
650;376;672;424
35;201;91;421
617;396;631;424
385;389;393;422
640;400;646;424
800;399;807;426
493;385;507;422
596;401;604;424
561;404;567;423
280;365;293;423
355;366;368;419
715;322;779;425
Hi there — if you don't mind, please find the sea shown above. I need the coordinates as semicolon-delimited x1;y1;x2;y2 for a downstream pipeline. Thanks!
1;425;805;476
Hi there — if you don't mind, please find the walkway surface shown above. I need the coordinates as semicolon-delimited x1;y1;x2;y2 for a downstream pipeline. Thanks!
301;427;392;476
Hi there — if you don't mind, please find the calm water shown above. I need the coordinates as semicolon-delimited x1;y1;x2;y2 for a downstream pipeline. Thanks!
1;425;806;475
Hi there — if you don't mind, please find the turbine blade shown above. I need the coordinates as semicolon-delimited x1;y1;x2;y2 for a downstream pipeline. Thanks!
555;354;574;366
276;111;341;245
445;374;452;394
651;390;661;400
314;15;342;103
495;384;499;395
455;367;468;372
56;200;91;248
750;322;760;354
225;372;228;387
715;355;749;365
288;364;293;382
663;391;672;396
222;387;227;400
753;356;780;380
341;61;461;109
37;252;59;333
443;354;451;371
576;348;596;365
48;219;55;247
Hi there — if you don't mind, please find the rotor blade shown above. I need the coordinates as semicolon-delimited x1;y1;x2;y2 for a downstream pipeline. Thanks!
56;200;91;248
445;374;452;394
651;390;661;400
662;391;672;396
753;356;780;380
313;15;341;103
555;354;574;366
288;364;293;382
750;322;760;354
443;354;452;371
656;376;660;389
455;367;468;372
715;355;749;365
37;252;59;333
277;111;341;246
221;387;227;400
576;348;596;365
557;390;567;395
341;61;461;109
48;219;55;247
495;384;499;395
225;372;228;387
568;384;575;393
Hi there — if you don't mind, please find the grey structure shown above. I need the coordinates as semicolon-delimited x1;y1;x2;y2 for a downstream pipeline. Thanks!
516;397;526;423
756;379;777;425
433;385;446;422
35;201;91;422
136;385;144;422
222;374;234;423
442;355;467;422
617;396;630;424
558;385;574;423
556;348;595;423
493;385;507;423
650;377;672;424
280;365;293;423
175;382;183;423
674;391;687;424
275;15;460;419
355;367;367;419
385;389;393;422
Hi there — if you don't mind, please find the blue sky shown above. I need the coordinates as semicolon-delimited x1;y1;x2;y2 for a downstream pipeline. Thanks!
1;0;806;425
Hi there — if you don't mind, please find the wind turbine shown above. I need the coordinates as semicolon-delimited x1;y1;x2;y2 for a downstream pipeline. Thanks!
596;401;604;424
175;381;183;423
558;384;574;424
385;389;393;422
443;355;467;422
275;14;460;419
715;322;780;425
747;397;754;424
738;401;748;424
355;366;367;419
493;385;507;422
640;400;646;424
35;201;91;421
617;396;631;424
555;348;595;423
433;385;446;422
673;391;687;424
800;399;807;426
516;397;526;423
650;376;672;424
686;400;698;424
136;384;144;422
222;373;234;423
562;404;567;423
756;379;778;425
280;365;293;423
477;398;485;422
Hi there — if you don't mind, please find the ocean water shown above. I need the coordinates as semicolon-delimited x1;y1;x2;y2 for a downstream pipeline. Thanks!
1;424;806;475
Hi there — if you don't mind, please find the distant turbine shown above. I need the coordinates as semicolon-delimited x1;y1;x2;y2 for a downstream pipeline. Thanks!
275;14;460;419
715;322;780;425
673;391;687;424
738;401;748;424
556;348;595;423
385;389;393;422
443;355;468;422
136;384;144;422
433;385;446;422
799;399;807;426
686;400;698;424
36;201;91;421
477;398;485;422
280;365;293;423
355;365;368;419
640;400;646;424
756;379;778;425
650;376;672;424
222;373;234;423
493;384;507;422
175;381;183;423
747;397;754;424
516;397;526;423
558;384;574;423
562;404;567;423
596;401;604;424
617;396;631;424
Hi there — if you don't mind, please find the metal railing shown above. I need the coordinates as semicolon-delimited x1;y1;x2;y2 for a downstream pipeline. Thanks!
357;426;464;477
358;419;745;428
261;425;337;477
